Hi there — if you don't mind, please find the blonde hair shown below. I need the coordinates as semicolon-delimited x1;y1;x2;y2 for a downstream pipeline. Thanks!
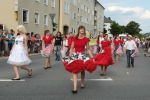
17;25;26;34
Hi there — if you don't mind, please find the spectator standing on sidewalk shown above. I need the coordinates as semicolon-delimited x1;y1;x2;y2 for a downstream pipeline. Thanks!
30;32;36;53
26;33;31;53
4;30;9;56
34;34;42;53
8;29;13;52
11;31;15;46
0;30;4;56
124;35;137;68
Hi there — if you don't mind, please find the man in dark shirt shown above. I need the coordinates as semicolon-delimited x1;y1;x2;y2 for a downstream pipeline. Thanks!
54;31;62;61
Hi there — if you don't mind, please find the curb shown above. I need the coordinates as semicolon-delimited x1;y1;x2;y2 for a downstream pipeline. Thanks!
0;53;41;60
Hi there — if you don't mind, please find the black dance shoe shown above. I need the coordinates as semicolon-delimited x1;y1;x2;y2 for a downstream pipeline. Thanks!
71;90;77;94
100;73;103;76
47;66;51;68
12;78;20;80
28;69;32;76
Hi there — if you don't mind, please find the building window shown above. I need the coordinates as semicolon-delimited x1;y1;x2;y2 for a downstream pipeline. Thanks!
64;2;69;14
35;12;39;24
92;11;94;15
23;9;29;23
44;0;48;5
51;0;55;7
85;6;87;12
72;27;76;34
80;16;82;22
78;8;80;15
72;0;76;6
44;15;48;26
35;0;40;2
72;12;76;20
92;21;94;25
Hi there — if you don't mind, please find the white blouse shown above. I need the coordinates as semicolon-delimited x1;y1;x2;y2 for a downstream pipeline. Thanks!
62;40;68;47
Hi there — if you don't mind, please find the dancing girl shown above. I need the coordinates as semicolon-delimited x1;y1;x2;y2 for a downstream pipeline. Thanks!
94;34;114;76
62;26;97;94
7;25;32;80
41;30;54;69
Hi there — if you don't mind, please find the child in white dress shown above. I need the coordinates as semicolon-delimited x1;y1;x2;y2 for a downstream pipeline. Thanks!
7;25;32;80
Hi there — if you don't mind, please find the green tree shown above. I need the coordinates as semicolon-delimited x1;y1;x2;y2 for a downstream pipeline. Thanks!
134;33;145;39
125;21;142;35
109;21;122;36
120;25;126;34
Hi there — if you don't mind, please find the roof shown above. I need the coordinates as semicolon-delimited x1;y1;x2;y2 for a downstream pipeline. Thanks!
104;16;113;23
96;0;105;9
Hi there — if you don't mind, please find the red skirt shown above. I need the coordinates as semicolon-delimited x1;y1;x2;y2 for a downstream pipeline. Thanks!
63;60;84;74
94;47;114;67
62;52;97;74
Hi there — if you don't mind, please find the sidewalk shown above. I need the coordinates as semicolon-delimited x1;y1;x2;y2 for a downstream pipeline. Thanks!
0;53;41;60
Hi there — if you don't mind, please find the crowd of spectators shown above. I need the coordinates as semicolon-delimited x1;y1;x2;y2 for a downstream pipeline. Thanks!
0;29;42;57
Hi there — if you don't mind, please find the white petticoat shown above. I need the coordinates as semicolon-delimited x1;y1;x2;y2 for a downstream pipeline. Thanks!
7;45;31;66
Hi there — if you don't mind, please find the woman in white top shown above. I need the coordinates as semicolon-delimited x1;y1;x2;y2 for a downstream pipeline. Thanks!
61;35;68;58
7;25;32;80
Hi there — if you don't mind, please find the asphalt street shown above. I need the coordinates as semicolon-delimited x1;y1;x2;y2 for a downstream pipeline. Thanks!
0;48;150;100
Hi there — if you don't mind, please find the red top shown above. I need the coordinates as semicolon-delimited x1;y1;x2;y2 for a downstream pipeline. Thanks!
68;37;73;47
31;36;36;44
120;39;124;44
42;36;53;44
134;40;138;44
110;40;112;43
72;37;90;53
114;39;120;46
101;41;111;48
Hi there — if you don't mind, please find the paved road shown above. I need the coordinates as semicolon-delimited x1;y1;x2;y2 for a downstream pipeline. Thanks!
0;49;150;100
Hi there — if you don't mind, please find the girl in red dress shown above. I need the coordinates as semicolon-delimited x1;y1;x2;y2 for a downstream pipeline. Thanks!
41;30;54;69
113;35;120;62
62;26;97;94
94;34;114;76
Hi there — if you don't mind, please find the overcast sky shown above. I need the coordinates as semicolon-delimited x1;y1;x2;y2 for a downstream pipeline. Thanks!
98;0;150;33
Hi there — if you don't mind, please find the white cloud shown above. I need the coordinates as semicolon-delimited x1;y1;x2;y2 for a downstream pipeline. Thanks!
107;6;143;13
107;6;150;19
103;3;120;6
141;10;150;19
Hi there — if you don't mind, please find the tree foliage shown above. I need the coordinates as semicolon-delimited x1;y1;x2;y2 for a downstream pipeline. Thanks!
125;21;142;35
109;21;122;36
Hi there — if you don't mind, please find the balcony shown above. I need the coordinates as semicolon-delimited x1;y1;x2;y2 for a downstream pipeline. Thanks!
95;7;97;11
94;16;97;20
94;26;97;29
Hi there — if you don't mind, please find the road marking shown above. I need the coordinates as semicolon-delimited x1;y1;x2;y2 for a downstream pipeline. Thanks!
127;72;129;74
0;79;25;81
70;77;113;81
